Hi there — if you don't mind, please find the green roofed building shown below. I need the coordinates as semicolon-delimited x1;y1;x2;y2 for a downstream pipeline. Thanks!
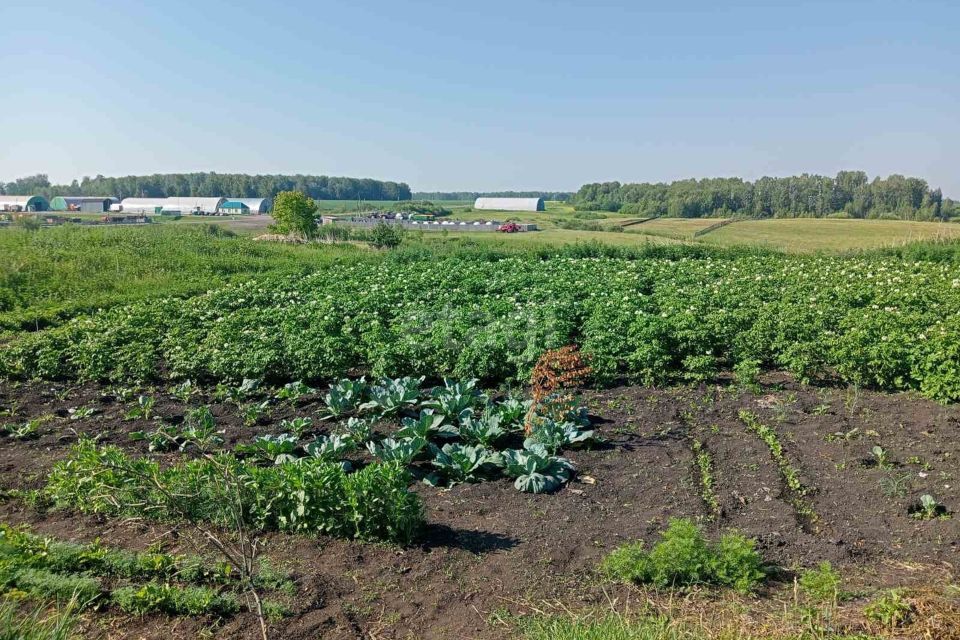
49;196;119;212
220;198;272;214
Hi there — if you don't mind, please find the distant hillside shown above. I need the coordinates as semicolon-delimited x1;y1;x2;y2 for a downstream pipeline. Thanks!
1;173;412;201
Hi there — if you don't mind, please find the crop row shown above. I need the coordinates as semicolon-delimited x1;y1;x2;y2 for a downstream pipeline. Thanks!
3;252;960;401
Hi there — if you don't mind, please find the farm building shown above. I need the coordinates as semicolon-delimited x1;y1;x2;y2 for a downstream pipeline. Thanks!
220;198;272;214
120;197;226;215
474;197;545;212
0;195;50;212
50;196;119;213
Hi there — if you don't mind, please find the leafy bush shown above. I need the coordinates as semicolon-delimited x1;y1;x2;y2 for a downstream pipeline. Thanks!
600;518;765;593
45;439;424;544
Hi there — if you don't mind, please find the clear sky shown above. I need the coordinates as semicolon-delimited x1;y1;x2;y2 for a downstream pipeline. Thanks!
2;0;958;195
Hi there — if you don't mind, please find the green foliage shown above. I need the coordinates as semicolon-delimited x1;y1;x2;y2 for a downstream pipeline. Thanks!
368;221;405;249
457;412;507;447
271;190;319;238
733;358;762;391
0;418;41;440
361;377;423;416
0;597;80;640
575;171;949;221
395;409;454;440
864;590;914;629
600;518;765;594
111;582;240;617
691;440;720;518
44;439;424;544
739;411;807;495
366;437;428;465
242;434;298;464
909;494;950;520
275;380;315;402
523;418;593;454
425;443;501;487
799;562;843;602
323;377;367;417
304;433;356;463
599;542;651;584
0;566;101;606
424;378;485;417
8;247;960;404
500;444;575;494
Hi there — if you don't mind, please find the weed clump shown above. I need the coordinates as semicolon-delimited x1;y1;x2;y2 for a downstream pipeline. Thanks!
600;518;765;593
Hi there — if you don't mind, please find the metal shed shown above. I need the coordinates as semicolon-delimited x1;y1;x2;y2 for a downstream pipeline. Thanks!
474;197;545;212
0;195;50;212
120;197;226;215
119;198;169;214
220;198;272;214
50;196;119;212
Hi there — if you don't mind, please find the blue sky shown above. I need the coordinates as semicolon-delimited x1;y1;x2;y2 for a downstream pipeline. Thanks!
2;0;958;194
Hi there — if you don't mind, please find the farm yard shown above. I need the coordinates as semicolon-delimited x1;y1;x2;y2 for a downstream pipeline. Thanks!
1;225;960;639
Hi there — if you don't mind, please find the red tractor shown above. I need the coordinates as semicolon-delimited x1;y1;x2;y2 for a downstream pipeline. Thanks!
498;222;522;233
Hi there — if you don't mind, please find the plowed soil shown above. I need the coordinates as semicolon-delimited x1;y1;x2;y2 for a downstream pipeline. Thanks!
1;374;957;639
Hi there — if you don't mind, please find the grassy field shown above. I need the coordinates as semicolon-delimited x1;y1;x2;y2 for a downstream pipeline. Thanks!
624;217;726;239
0;225;361;330
701;218;960;252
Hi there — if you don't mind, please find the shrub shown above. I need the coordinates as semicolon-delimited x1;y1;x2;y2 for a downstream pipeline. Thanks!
45;439;424;544
645;518;713;588
600;518;765;593
708;533;765;594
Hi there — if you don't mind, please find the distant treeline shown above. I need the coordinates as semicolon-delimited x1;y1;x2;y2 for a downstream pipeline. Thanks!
1;173;412;201
413;191;573;201
576;171;957;220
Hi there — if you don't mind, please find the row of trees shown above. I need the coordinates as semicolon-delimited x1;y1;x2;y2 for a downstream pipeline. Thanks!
413;191;573;201
575;172;956;220
1;173;412;201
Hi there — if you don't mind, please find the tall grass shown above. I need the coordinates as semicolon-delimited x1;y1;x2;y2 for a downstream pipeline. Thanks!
0;597;80;640
0;224;363;330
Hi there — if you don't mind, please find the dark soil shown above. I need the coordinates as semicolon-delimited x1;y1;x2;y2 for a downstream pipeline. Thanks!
0;374;958;639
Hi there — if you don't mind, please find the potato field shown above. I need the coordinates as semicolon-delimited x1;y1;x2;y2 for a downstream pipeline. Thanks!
1;238;959;640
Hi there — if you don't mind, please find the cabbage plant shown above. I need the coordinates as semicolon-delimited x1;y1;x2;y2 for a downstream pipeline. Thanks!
424;379;486;418
456;412;507;447
501;443;575;493
360;377;424;416
323;377;367;416
524;418;594;454
305;433;356;462
395;409;456;440
366;436;427;465
424;443;502;487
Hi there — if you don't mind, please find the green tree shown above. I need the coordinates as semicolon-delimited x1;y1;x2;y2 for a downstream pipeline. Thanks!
369;221;404;249
270;191;318;238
